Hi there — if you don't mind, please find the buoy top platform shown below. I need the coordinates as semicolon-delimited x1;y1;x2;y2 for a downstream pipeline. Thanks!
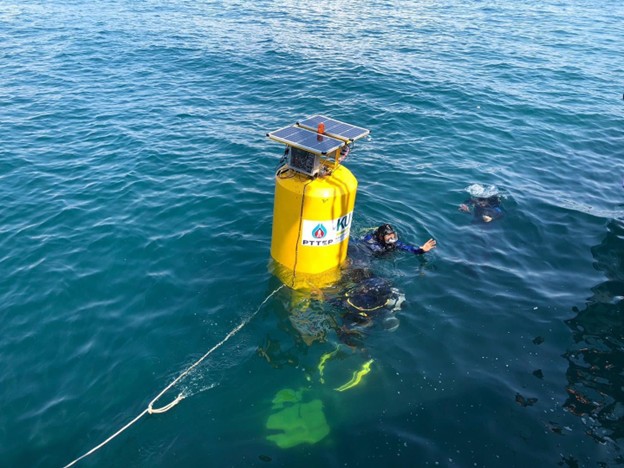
267;115;369;289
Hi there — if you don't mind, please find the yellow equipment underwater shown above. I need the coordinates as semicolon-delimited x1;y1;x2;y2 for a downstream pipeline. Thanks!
335;359;374;392
265;388;330;449
267;116;369;289
317;346;340;384
317;345;375;391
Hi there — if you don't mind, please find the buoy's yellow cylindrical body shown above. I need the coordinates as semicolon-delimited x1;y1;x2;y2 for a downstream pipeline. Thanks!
271;165;357;288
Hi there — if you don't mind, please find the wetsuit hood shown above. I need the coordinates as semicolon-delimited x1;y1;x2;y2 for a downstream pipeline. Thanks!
375;224;397;249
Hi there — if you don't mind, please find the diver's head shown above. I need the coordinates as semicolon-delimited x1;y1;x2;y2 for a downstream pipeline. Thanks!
375;224;398;248
476;195;500;207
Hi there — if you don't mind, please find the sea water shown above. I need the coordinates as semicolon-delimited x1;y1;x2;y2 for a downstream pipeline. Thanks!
1;1;623;466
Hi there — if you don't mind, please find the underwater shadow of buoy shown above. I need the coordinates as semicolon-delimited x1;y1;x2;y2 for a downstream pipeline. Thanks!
265;388;330;449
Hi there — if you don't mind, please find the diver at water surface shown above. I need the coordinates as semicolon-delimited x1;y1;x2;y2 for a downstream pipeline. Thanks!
459;184;504;223
363;224;436;255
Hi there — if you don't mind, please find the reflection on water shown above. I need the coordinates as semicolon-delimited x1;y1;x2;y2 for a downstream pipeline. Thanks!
564;219;624;444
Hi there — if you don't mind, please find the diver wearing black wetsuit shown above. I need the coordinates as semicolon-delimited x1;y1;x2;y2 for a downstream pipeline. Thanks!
362;224;436;255
459;195;504;223
338;276;402;325
328;274;404;348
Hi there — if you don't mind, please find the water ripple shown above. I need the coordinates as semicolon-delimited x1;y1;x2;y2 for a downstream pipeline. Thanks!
2;0;624;466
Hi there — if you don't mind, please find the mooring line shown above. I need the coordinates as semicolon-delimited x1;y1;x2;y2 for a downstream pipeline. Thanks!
64;284;285;468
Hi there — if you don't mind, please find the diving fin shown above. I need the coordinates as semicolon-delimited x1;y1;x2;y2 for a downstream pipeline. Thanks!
317;346;340;384
335;359;374;392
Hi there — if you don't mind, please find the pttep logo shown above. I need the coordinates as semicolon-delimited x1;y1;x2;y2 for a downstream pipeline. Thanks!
312;224;327;239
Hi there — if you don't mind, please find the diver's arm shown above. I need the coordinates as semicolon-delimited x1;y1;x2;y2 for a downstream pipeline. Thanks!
395;238;436;255
363;233;384;252
459;199;474;213
394;241;424;255
483;206;504;222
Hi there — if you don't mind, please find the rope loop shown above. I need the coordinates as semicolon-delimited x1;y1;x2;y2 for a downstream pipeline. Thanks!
63;284;285;468
148;392;185;414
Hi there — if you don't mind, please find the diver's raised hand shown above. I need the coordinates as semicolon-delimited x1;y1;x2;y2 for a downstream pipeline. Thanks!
420;238;437;252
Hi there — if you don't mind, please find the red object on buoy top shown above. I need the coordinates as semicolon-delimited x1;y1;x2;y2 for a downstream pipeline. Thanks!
317;122;325;134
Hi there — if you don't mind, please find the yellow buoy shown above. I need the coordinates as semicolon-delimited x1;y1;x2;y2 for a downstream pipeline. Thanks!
267;116;369;290
271;165;357;273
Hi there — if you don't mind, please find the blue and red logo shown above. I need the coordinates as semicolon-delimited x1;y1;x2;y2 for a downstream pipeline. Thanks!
312;224;327;239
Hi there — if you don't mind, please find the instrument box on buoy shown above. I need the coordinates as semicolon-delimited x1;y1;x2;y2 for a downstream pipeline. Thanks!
267;115;369;288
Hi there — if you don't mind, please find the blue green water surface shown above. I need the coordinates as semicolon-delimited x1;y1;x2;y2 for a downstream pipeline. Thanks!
1;1;624;466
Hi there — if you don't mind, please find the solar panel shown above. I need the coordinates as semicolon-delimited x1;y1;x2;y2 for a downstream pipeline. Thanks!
297;115;370;142
267;125;344;155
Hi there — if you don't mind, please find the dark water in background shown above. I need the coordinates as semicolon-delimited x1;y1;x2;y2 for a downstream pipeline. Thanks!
1;1;623;466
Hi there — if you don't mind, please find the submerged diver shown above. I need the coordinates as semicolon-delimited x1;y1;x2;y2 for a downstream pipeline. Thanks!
316;273;405;391
363;224;437;255
335;276;404;327
459;184;504;223
326;271;405;348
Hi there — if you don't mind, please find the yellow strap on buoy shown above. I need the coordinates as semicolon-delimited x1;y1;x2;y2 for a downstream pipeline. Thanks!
335;359;374;392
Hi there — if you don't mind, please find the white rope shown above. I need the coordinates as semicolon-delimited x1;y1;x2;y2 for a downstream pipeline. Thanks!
64;284;285;468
